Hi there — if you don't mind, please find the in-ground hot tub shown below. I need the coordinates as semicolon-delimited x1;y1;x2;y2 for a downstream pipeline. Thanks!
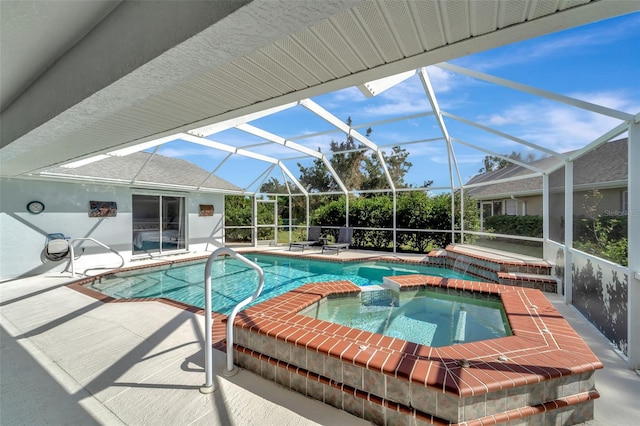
299;287;511;348
232;275;602;425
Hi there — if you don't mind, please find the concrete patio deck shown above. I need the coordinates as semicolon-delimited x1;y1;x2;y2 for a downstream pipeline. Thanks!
1;248;638;425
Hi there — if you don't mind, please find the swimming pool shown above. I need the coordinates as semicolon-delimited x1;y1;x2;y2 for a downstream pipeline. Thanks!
87;253;476;314
300;288;511;347
72;252;602;425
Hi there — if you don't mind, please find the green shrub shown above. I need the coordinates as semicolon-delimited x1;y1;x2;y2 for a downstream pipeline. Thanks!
573;214;628;266
226;192;480;253
484;215;543;238
225;196;252;226
574;238;628;266
574;215;627;242
311;192;479;253
572;189;628;265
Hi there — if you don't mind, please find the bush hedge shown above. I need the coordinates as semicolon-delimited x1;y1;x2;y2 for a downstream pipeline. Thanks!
310;192;479;253
225;192;480;253
574;215;627;242
574;215;628;266
484;215;543;238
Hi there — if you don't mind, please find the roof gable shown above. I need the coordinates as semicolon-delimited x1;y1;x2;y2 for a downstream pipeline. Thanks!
45;152;242;192
466;138;628;199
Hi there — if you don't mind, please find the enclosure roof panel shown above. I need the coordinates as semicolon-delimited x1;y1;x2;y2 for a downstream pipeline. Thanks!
2;0;636;181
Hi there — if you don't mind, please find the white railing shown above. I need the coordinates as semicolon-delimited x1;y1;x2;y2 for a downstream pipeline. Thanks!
200;247;264;394
66;238;125;277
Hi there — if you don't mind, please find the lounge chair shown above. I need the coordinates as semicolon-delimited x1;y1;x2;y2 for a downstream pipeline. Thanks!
289;226;322;252
322;227;353;255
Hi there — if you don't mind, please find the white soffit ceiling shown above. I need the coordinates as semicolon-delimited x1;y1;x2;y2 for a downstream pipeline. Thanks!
1;0;637;177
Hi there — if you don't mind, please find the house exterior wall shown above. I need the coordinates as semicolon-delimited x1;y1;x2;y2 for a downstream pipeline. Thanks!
574;188;626;217
0;178;224;281
477;187;626;218
473;186;626;244
514;195;543;215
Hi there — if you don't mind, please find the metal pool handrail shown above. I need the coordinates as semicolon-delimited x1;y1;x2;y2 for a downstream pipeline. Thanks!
200;247;264;394
67;238;125;277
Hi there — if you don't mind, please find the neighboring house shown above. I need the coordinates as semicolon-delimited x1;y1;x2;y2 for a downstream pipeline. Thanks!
465;138;628;229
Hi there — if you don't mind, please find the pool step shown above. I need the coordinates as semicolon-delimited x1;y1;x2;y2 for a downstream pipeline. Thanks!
497;271;558;293
359;284;386;292
425;244;557;292
89;275;158;297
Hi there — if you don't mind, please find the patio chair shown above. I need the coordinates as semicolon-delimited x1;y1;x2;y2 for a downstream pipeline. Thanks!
289;226;322;252
322;227;353;255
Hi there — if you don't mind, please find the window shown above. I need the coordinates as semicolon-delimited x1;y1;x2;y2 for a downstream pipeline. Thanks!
505;199;517;215
493;200;503;215
622;190;628;214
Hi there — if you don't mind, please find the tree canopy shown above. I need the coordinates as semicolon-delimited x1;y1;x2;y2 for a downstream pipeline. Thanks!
296;117;414;192
478;151;537;173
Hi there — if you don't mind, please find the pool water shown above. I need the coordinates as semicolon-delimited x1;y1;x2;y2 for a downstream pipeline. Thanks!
88;254;477;315
301;289;511;347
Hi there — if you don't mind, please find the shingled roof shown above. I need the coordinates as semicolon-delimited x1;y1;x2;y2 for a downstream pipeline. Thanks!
465;138;628;199
45;152;242;192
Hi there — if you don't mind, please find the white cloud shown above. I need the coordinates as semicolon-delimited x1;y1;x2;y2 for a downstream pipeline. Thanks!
480;104;532;126
477;90;638;152
429;153;484;165
568;90;640;113
424;66;457;93
355;78;429;117
360;98;430;116
320;86;367;109
311;67;475;121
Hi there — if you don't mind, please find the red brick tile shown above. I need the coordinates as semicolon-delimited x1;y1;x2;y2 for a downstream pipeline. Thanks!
367;351;390;371
341;345;360;362
396;356;419;380
307;334;333;352
409;359;432;384
382;353;404;375
326;339;351;358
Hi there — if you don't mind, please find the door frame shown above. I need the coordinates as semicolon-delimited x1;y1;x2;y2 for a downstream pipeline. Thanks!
132;191;188;256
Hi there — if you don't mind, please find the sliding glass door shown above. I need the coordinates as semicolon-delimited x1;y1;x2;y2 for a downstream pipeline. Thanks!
132;194;186;255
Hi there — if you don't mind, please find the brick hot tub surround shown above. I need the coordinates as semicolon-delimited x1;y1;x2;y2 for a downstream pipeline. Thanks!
232;276;602;425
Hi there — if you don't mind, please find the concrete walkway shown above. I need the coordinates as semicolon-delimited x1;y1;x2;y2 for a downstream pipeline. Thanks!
0;273;368;425
545;293;640;426
1;251;638;425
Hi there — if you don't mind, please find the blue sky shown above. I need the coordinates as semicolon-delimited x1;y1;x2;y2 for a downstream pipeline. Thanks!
155;12;639;192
